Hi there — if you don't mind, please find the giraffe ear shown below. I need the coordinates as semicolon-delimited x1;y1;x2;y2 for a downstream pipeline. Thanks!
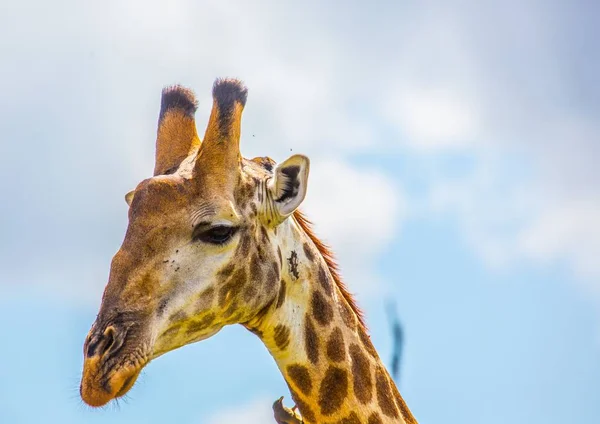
268;154;310;221
125;190;135;206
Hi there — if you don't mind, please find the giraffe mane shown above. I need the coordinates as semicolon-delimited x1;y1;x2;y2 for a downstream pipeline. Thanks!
293;210;367;329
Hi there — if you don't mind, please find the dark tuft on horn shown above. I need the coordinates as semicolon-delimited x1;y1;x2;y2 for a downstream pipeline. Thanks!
159;85;198;123
211;78;248;133
213;78;248;108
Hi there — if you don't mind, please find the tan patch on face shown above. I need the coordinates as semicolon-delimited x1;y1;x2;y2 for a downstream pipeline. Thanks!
273;324;291;351
218;267;247;307
242;283;257;302
185;313;216;335
337;412;361;424
159;325;181;345
304;315;319;365
358;328;378;359
195;287;215;311
125;269;162;303
169;310;188;324
275;280;287;309
375;366;400;418
318;366;348;416
317;265;332;296
222;301;239;319
311;290;333;326
368;412;383;424
236;234;251;257
326;327;345;362
235;181;255;210
349;343;373;404
249;252;261;280
260;226;269;244
286;364;312;396
266;260;280;291
218;263;235;278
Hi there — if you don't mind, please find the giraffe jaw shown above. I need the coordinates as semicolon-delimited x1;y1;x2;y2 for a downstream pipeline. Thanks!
151;325;223;359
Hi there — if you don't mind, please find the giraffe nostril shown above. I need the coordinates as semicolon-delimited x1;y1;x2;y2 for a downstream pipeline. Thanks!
102;327;116;353
85;326;123;358
85;337;98;358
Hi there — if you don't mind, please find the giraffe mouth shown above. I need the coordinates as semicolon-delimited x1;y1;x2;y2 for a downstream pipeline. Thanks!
80;356;146;407
114;368;141;397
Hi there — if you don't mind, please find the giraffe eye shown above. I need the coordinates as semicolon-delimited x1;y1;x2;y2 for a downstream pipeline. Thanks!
192;224;238;245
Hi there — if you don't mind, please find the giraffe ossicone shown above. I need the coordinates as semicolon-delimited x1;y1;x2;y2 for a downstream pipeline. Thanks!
80;78;417;423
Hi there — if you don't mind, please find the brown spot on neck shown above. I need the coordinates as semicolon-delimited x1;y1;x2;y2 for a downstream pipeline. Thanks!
349;343;373;404
375;366;400;418
358;327;379;359
311;290;333;326
317;265;332;296
318;366;348;416
368;412;384;424
326;327;345;362
286;364;313;396
304;315;319;365
303;242;315;261
389;371;419;423
273;324;291;351
337;412;361;424
339;298;358;331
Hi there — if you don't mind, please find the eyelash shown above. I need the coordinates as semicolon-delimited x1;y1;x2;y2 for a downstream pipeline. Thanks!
192;225;238;245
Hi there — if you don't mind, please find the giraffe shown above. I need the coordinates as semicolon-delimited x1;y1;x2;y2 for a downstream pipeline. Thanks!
80;78;418;423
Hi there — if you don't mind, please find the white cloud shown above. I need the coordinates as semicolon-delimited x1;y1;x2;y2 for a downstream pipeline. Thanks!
423;143;600;286
301;158;405;295
205;397;273;424
384;86;480;149
0;0;404;303
373;1;600;287
517;199;600;283
0;0;598;302
401;88;477;147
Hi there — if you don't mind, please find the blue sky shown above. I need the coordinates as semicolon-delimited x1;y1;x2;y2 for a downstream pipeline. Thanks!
1;0;599;423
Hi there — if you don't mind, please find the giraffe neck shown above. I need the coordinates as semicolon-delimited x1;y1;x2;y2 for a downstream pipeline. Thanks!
245;218;417;424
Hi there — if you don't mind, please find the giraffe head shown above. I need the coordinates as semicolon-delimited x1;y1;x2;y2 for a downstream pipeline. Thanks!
80;79;310;407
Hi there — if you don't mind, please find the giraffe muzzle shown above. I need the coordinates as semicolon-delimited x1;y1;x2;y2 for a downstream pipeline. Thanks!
80;321;148;407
